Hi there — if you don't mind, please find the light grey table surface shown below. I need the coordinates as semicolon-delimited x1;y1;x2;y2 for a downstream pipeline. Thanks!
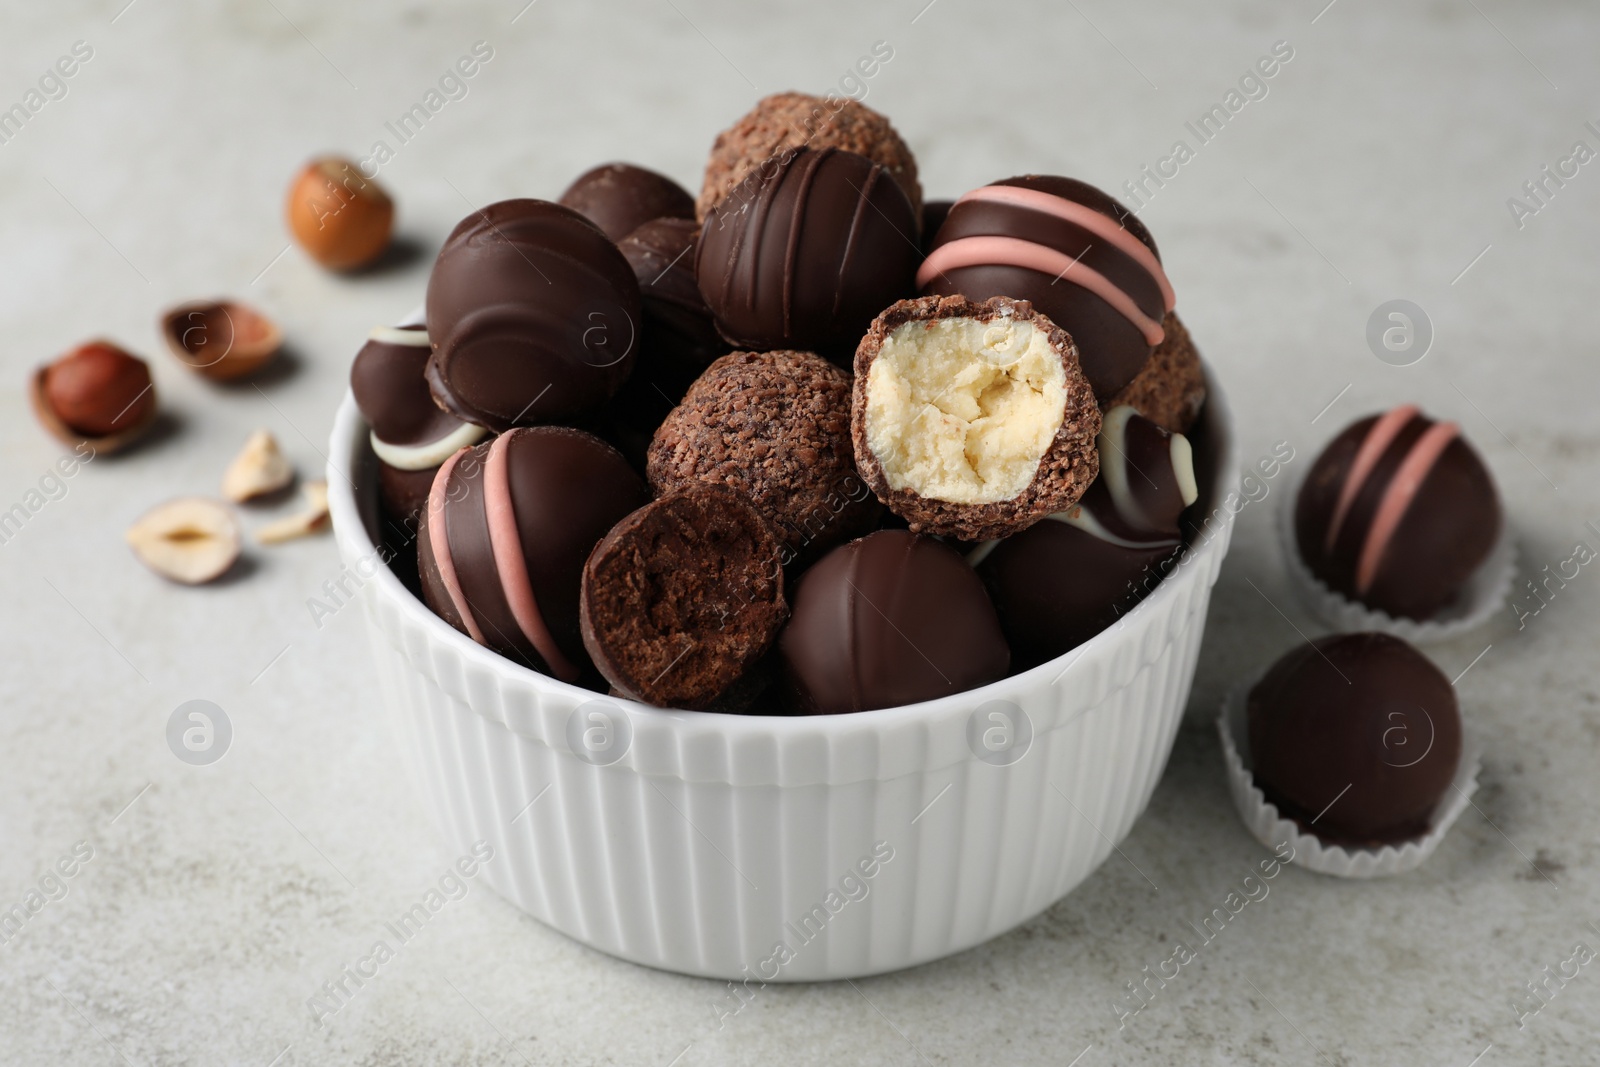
2;1;1597;1064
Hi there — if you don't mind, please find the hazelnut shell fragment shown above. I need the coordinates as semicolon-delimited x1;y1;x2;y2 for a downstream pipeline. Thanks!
161;300;282;382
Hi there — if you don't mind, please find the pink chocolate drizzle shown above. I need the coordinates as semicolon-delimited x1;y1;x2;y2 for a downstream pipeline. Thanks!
1356;419;1460;594
484;431;580;682
428;448;487;645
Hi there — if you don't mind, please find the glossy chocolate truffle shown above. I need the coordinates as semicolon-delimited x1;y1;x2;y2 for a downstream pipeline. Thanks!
697;146;920;362
1248;632;1462;846
418;426;648;682
1105;310;1206;435
425;199;641;431
581;483;787;709
590;217;730;470
852;294;1101;541
919;176;1175;399
648;349;879;567
975;406;1198;667
697;91;922;219
920;199;954;256
1295;406;1501;620
780;530;1010;714
558;162;696;241
351;323;488;519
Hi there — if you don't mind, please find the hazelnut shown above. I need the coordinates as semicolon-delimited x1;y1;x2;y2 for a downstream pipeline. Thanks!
126;497;241;584
222;430;294;502
161;299;282;381
256;480;329;544
286;158;394;270
32;340;158;453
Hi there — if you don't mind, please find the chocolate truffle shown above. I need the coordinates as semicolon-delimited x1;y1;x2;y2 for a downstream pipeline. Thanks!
580;483;787;709
852;294;1101;542
590;217;730;469
1295;406;1501;620
558;162;696;241
697;91;922;220
1247;632;1462;846
697;146;920;362
425;199;641;431
919;176;1176;399
1105;310;1206;435
920;199;954;256
974;406;1198;667
648;349;879;567
780;530;1010;714
418;426;648;682
351;323;488;520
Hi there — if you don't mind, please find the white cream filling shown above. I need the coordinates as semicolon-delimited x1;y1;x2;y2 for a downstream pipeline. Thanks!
864;314;1067;505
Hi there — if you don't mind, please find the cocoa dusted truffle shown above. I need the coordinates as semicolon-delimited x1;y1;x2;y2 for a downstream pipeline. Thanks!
1295;406;1501;620
418;427;648;682
591;217;730;470
697;91;922;219
974;406;1198;666
919;176;1176;399
648;349;879;567
697;146;920;363
1248;632;1462;846
558;162;695;241
1105;310;1206;435
581;483;787;709
425;199;641;431
350;323;487;521
780;530;1010;714
852;295;1101;542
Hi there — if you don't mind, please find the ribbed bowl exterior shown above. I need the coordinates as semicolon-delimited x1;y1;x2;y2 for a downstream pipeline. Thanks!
330;378;1236;981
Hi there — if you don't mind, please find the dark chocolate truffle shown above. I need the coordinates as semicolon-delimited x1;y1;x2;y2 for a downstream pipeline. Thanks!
919;176;1175;399
780;530;1010;714
590;217;730;470
697;91;922;220
1295;406;1501;620
697;146;920;362
418;426;648;682
975;406;1198;667
1105;310;1206;435
425;199;641;431
558;162;696;242
580;483;787;709
648;349;879;567
852;294;1101;542
920;199;954;256
1247;632;1462;846
351;323;488;520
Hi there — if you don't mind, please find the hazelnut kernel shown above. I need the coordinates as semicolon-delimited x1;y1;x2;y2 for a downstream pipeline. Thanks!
40;341;156;438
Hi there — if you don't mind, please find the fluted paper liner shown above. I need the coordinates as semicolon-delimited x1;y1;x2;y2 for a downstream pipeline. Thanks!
1218;675;1480;878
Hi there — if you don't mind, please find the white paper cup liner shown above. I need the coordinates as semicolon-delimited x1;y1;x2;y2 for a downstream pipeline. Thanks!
1217;675;1480;878
1275;463;1515;644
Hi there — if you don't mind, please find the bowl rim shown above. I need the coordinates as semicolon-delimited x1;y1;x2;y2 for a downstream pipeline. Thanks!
327;364;1239;739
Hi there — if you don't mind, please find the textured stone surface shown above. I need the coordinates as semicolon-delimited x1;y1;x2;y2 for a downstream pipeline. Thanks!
1;2;1597;1064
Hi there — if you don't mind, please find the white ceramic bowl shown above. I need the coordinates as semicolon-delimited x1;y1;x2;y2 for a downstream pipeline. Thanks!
328;370;1238;981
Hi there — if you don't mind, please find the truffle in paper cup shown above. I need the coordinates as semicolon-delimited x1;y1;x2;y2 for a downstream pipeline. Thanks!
1276;461;1515;644
1217;673;1479;879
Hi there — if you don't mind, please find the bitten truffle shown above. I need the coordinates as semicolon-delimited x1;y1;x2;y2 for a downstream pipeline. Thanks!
697;91;922;219
852;295;1101;542
697;146;920;363
1295;405;1501;620
1248;632;1462;846
418;427;648;682
648;349;879;567
558;162;696;241
1105;310;1206;435
581;483;787;709
975;406;1198;666
780;530;1010;714
919;175;1175;399
425;199;641;430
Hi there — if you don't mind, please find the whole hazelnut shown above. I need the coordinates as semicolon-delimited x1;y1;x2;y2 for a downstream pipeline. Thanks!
40;341;157;438
286;157;394;271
